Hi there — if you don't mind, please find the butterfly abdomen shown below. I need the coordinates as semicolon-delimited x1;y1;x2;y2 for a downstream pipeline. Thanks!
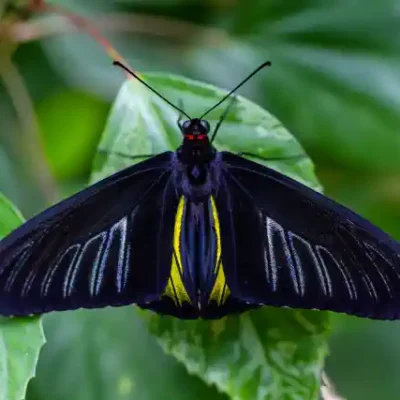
143;195;256;319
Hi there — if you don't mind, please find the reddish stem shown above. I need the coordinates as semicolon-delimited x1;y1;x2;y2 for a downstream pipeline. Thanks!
28;0;132;76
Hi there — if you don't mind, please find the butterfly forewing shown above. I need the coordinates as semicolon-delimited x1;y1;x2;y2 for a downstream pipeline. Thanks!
0;152;179;316
217;152;400;320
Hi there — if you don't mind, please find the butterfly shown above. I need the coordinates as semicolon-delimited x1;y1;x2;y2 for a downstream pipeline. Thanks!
0;60;400;320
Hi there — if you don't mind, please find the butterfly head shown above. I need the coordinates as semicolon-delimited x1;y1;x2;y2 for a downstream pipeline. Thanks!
180;118;210;142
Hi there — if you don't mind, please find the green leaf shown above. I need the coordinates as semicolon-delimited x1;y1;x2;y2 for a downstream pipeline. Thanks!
0;193;45;400
146;308;329;400
91;73;329;400
93;74;321;191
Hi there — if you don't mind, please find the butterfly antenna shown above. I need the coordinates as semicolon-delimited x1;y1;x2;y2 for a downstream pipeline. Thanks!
113;61;191;119
199;61;271;119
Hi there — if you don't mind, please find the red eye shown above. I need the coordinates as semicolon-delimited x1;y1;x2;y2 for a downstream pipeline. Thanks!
197;135;205;140
186;134;195;140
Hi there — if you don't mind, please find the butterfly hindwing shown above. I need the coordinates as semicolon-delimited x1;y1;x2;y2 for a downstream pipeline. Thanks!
216;152;400;320
0;152;179;316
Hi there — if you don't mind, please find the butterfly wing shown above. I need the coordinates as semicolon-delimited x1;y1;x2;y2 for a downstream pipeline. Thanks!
0;152;179;316
216;152;400;320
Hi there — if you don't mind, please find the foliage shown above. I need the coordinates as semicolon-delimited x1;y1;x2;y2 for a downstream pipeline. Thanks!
1;1;400;399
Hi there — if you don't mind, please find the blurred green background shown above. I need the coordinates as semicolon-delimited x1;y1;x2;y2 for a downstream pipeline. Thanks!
2;0;400;399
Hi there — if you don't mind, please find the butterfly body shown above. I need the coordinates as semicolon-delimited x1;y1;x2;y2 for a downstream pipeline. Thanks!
1;130;400;320
142;118;254;318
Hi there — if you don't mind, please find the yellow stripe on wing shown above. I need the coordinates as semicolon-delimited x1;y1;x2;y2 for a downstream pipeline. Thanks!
209;196;230;305
163;196;191;306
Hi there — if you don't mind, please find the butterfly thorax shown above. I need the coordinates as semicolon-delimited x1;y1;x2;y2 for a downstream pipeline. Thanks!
172;150;221;203
177;137;216;167
178;143;215;187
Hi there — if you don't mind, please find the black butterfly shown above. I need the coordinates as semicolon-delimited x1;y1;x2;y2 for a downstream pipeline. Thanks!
1;60;400;320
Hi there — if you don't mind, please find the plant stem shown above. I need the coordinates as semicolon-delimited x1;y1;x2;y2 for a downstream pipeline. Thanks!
29;0;128;65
